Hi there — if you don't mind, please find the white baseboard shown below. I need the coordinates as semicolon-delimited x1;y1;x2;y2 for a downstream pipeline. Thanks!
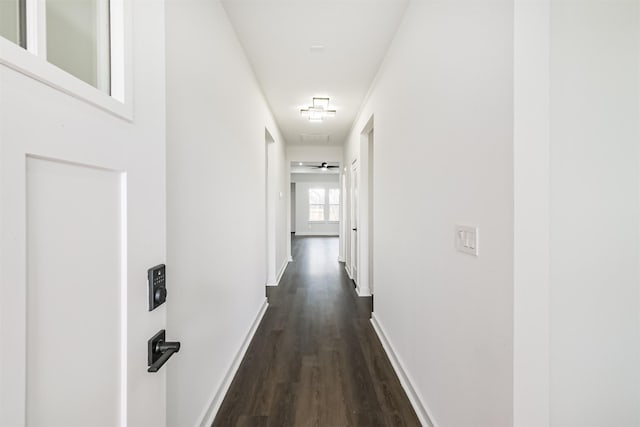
345;263;352;278
197;298;269;427
266;258;290;287
356;284;371;297
370;314;438;427
338;256;345;262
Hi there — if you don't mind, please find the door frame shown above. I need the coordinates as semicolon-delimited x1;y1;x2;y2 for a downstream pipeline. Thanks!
265;128;277;286
354;115;374;297
350;159;359;286
339;169;347;263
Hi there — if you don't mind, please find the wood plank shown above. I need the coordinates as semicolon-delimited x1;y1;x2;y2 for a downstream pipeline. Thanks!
212;236;420;426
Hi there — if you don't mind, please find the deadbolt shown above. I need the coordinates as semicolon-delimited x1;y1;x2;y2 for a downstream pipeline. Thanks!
148;264;167;311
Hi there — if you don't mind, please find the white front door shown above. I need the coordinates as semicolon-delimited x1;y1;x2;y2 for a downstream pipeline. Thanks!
350;160;359;284
0;91;167;427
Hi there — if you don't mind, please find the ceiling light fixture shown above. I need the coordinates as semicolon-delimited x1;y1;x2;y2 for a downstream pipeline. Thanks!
300;97;337;122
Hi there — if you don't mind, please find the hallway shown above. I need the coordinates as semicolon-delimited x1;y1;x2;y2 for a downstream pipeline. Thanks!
213;237;420;426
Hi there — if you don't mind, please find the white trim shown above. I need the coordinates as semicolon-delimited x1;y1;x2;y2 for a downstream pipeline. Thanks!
0;0;132;120
95;0;111;94
370;314;438;427
294;232;339;236
25;0;43;55
288;256;293;262
513;0;551;424
349;159;359;286
118;172;128;427
345;263;352;278
266;258;289;287
197;298;269;427
109;0;127;103
338;256;345;262
355;284;371;297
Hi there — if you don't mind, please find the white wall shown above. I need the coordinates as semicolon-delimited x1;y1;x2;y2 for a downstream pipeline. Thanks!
287;145;342;163
514;1;640;426
513;0;551;425
165;2;288;426
548;0;640;425
347;1;640;426
291;173;340;236
344;1;515;425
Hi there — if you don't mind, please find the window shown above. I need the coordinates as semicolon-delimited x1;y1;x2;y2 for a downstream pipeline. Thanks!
0;0;26;47
308;188;340;222
0;0;115;96
329;189;340;221
47;0;112;93
308;188;325;221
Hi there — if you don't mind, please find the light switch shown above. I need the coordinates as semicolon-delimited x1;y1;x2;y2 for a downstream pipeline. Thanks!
455;225;478;256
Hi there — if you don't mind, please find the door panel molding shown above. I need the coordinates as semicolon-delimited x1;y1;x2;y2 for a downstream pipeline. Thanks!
26;156;126;427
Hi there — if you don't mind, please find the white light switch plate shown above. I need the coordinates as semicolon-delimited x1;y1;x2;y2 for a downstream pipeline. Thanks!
455;225;479;256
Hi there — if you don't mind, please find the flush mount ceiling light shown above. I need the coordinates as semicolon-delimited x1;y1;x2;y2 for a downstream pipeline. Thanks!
300;97;336;122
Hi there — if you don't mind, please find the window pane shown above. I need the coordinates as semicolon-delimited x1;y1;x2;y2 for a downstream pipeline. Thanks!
329;188;340;204
309;205;325;221
47;0;111;93
0;0;25;46
308;188;325;205
329;205;340;221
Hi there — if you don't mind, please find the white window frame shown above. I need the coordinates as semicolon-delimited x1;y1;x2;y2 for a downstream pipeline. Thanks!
328;188;340;223
308;188;326;222
308;187;340;224
0;0;132;120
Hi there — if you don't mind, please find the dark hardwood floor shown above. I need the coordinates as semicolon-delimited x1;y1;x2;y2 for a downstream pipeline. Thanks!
212;236;421;427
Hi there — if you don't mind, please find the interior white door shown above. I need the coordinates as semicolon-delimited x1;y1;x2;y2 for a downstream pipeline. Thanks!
0;82;167;427
350;160;359;284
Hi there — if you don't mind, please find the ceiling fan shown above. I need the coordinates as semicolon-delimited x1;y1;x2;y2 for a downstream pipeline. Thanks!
313;162;339;170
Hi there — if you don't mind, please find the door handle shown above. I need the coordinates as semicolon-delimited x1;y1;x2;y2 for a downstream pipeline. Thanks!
148;330;181;373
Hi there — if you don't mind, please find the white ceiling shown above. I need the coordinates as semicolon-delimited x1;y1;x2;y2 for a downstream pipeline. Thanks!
220;0;409;146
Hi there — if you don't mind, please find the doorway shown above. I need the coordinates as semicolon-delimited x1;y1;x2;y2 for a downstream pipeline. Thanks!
348;116;374;296
290;182;296;234
265;129;277;286
350;159;359;286
290;160;342;240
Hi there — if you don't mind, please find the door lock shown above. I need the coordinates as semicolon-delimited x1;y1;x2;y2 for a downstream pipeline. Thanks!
147;330;180;373
148;264;167;311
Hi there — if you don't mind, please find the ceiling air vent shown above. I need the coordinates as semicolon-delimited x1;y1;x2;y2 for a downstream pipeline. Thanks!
300;134;330;143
